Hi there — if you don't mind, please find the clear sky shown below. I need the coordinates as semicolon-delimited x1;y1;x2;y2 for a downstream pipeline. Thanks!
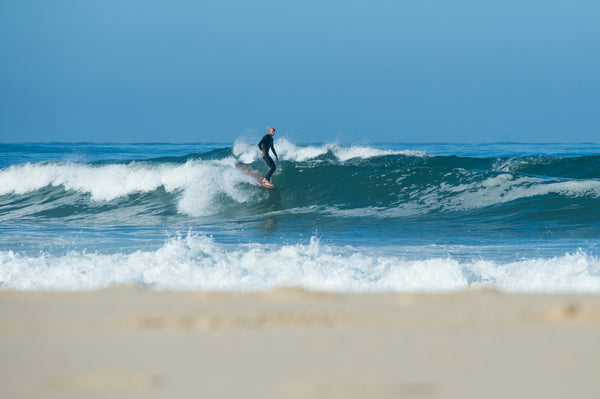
1;0;598;143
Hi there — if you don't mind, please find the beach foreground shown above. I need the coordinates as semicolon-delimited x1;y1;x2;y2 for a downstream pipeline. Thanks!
1;288;599;399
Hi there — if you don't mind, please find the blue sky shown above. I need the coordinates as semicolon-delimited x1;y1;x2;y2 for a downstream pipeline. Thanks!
1;0;598;143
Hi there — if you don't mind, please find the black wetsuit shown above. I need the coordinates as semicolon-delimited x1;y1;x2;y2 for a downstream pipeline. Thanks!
258;134;278;181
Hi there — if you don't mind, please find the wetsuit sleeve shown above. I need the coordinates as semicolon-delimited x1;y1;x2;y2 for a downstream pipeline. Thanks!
258;136;266;151
271;144;278;159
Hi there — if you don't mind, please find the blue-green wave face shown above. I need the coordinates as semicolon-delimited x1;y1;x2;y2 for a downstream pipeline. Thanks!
1;141;600;240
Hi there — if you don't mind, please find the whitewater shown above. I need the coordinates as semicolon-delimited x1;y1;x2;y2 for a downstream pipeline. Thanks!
1;141;600;292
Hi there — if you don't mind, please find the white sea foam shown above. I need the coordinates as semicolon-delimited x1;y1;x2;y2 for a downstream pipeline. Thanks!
0;159;262;217
1;234;599;293
233;138;427;163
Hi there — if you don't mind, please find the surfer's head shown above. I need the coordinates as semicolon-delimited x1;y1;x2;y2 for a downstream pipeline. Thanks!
268;126;275;135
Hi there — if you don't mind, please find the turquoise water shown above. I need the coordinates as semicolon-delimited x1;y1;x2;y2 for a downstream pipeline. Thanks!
1;141;600;292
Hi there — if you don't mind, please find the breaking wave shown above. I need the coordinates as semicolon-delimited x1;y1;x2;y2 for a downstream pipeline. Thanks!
1;141;599;226
2;234;599;293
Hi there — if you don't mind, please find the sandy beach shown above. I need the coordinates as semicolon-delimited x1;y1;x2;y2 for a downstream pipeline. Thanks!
1;287;599;399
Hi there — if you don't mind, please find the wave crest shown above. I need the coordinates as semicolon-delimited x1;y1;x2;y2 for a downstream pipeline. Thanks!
233;138;427;163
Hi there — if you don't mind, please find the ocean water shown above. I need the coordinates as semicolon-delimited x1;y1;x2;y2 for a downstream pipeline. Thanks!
1;140;600;293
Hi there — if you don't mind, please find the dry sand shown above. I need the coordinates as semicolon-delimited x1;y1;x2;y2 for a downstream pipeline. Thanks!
1;287;599;399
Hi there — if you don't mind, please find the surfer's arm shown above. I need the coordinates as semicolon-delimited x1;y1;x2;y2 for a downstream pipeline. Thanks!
271;146;278;161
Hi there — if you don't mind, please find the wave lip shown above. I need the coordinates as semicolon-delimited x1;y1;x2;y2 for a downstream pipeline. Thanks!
233;139;427;163
0;160;211;201
0;157;261;219
2;235;599;293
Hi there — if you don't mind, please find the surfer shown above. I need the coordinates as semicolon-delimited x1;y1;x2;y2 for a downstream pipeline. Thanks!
258;126;278;187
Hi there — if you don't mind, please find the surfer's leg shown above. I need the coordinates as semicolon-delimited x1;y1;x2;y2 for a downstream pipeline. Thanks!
263;155;276;181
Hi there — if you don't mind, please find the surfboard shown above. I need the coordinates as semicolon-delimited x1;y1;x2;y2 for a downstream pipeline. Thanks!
235;162;276;189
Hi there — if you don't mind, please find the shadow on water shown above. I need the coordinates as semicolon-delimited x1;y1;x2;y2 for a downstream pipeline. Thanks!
256;189;282;234
257;216;279;234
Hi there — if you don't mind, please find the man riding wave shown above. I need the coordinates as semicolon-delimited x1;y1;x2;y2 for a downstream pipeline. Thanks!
258;126;278;187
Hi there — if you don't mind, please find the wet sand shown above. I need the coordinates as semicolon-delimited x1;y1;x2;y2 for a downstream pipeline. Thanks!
1;287;599;398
